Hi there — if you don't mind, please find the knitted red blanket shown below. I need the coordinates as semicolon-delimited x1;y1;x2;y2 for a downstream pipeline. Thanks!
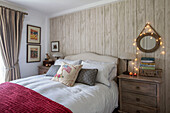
0;82;72;113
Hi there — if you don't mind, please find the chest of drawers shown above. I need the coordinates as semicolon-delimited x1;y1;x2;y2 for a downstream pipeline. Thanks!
118;75;162;113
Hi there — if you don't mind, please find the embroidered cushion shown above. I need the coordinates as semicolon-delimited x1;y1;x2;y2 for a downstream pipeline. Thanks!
46;65;61;77
52;62;82;86
76;69;98;86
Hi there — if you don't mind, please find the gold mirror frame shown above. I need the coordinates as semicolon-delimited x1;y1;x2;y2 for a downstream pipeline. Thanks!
136;33;160;53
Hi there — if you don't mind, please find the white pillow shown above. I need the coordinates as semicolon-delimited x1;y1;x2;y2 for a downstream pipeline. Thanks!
85;60;117;80
54;59;82;65
81;61;115;87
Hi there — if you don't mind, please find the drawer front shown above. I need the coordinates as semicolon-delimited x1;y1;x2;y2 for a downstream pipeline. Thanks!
122;92;157;108
39;68;48;74
122;80;156;96
122;103;156;113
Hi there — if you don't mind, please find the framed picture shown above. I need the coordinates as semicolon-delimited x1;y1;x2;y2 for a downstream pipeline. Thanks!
51;41;59;52
27;25;41;44
27;44;41;63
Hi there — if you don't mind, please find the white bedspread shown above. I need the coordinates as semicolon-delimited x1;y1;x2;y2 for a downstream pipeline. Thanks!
11;75;118;113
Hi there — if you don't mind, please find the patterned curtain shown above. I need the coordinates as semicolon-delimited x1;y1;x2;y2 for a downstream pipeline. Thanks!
0;7;25;81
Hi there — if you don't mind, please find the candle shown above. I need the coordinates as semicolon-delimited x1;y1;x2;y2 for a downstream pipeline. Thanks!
134;73;137;76
129;72;133;76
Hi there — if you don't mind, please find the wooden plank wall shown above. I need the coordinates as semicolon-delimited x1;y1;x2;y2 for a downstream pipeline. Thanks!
50;0;170;112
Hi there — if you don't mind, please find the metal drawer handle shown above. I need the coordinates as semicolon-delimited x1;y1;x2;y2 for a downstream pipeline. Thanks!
136;86;140;90
136;110;140;113
136;98;140;102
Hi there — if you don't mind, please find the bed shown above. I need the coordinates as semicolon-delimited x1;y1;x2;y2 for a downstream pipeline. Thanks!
1;52;119;113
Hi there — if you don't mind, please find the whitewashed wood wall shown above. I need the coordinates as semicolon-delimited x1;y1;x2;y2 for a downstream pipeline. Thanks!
50;0;170;112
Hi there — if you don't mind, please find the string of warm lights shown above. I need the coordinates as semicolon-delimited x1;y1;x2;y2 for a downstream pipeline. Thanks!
132;22;165;74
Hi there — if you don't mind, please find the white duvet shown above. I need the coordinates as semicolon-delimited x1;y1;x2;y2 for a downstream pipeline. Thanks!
11;75;118;113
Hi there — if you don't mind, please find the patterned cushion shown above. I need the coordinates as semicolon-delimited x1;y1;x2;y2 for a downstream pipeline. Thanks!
46;65;61;77
76;69;98;86
51;62;82;87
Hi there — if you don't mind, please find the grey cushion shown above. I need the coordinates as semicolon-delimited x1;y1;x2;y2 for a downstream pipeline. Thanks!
76;69;98;86
46;65;61;77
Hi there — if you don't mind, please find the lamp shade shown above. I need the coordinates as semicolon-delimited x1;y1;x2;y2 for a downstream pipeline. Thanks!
119;53;135;60
52;52;64;58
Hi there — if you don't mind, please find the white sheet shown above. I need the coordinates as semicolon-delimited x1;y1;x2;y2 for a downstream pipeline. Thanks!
11;75;118;113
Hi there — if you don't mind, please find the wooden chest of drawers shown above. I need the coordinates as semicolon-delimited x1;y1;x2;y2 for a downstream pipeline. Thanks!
118;75;162;113
38;66;50;75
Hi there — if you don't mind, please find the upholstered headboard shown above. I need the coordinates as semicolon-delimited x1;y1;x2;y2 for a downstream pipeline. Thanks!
64;52;118;64
65;52;119;82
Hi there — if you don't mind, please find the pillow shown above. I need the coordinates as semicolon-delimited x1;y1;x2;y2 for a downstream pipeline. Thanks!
84;60;117;80
54;59;82;65
46;65;61;77
81;61;115;87
51;62;82;87
76;69;98;86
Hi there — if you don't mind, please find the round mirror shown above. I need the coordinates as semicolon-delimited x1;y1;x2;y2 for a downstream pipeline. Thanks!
136;33;160;53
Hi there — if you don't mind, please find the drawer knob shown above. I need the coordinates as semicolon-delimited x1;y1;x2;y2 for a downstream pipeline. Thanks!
136;86;140;90
136;98;140;102
136;110;140;113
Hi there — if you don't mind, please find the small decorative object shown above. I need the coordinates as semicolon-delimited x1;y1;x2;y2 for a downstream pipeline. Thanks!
43;60;54;67
27;44;41;63
27;25;41;44
120;53;135;75
51;41;59;52
46;53;50;61
139;69;162;77
135;23;161;53
129;72;133;76
140;57;155;70
52;52;64;59
133;73;137;76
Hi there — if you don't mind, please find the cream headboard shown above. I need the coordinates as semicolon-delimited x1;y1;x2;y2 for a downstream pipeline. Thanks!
64;52;118;64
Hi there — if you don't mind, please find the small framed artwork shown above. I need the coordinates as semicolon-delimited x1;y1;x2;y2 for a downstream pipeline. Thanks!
27;24;41;44
51;41;59;52
27;44;41;63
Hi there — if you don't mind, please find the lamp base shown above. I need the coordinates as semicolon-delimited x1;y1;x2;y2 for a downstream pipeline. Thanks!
123;71;130;75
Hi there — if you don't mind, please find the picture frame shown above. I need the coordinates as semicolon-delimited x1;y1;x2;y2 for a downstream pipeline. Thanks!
27;44;41;63
51;41;59;52
27;24;41;44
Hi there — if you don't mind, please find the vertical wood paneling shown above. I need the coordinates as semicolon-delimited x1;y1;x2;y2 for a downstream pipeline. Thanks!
145;0;155;57
62;16;66;55
155;1;165;113
104;4;111;55
96;6;104;54
165;0;170;112
118;2;125;74
50;0;169;112
90;8;96;52
80;10;86;52
86;9;91;52
74;12;80;54
65;14;71;55
118;2;125;57
136;0;145;71
111;3;118;57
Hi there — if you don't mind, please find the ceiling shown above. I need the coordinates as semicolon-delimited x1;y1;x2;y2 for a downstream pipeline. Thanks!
4;0;114;16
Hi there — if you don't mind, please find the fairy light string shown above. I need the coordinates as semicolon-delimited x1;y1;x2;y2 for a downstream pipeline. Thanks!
132;22;165;74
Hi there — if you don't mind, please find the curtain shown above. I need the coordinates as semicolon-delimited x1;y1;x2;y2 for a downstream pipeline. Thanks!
0;7;25;82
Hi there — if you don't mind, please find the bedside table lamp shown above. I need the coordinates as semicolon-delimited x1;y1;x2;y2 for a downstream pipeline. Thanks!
120;53;135;75
52;52;64;59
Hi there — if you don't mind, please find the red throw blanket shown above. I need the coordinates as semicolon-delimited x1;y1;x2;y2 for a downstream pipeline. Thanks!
0;82;72;113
